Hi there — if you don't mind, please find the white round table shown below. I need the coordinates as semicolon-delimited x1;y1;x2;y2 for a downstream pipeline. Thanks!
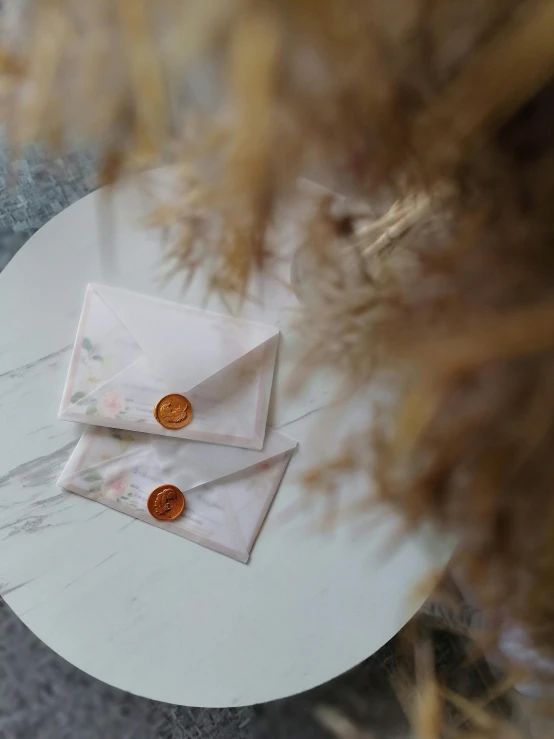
0;178;452;707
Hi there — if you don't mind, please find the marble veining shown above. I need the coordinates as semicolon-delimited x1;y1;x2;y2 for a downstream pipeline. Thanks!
0;343;71;380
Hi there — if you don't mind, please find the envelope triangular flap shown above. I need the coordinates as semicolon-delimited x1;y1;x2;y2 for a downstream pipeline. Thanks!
63;286;144;410
151;428;296;493
92;284;279;390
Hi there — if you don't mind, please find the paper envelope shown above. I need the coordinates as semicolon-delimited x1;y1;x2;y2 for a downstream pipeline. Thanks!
58;426;297;562
59;284;279;449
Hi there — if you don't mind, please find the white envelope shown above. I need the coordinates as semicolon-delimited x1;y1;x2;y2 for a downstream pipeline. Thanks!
58;426;297;562
59;284;279;449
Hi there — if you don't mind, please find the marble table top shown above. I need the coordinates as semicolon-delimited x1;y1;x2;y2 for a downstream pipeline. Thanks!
0;177;452;707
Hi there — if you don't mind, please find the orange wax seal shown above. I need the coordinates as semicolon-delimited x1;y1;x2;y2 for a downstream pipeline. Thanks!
154;393;193;429
147;485;186;521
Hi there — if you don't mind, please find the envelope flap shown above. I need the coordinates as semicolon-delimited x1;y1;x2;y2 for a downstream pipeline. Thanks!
151;428;296;493
93;284;279;390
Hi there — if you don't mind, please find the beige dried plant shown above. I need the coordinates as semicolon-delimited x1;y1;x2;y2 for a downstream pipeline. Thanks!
4;0;554;725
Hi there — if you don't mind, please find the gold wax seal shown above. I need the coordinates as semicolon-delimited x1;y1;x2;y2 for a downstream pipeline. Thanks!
154;394;193;430
147;485;186;521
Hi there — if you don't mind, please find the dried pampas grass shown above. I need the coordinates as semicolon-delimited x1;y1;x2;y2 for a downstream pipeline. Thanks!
5;0;554;720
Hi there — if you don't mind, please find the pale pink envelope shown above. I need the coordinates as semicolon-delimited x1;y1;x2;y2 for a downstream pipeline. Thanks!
59;284;279;449
58;426;297;563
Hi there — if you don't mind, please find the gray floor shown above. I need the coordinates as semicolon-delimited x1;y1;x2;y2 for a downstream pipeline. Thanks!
0;149;490;738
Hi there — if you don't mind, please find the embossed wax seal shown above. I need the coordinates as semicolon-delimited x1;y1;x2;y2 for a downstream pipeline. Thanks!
154;394;193;429
147;485;186;521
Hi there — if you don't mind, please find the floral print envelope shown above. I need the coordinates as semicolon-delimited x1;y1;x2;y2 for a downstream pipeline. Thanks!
58;426;297;563
59;284;279;449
